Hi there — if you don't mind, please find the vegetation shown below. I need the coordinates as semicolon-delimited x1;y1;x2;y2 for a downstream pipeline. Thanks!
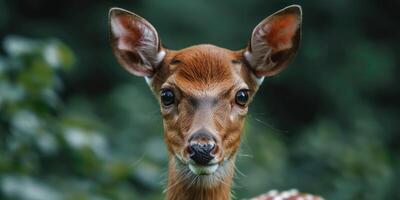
0;0;399;200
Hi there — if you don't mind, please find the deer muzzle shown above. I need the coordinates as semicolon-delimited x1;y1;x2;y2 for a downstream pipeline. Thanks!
186;130;219;175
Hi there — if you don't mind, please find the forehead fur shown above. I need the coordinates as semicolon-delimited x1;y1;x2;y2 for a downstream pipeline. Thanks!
173;45;237;93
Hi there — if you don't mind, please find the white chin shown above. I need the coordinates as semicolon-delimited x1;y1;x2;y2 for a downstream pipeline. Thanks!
189;164;219;175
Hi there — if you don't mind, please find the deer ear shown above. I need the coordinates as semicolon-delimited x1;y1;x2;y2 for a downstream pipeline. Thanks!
244;5;302;77
109;8;165;77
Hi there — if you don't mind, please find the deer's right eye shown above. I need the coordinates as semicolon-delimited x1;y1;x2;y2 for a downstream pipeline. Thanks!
160;89;175;106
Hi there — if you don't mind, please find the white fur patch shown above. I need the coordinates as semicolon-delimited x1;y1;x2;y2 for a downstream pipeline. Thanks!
144;50;165;86
110;17;125;38
155;50;166;66
189;163;219;175
144;76;153;86
244;50;265;85
172;156;235;188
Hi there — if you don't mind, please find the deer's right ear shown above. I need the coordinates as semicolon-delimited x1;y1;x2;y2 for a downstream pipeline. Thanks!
109;8;165;77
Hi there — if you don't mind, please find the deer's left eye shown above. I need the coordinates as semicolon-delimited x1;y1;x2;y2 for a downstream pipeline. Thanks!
235;89;249;106
161;89;175;106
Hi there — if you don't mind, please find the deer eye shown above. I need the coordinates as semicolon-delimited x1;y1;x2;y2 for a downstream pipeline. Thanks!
160;89;175;106
235;89;249;106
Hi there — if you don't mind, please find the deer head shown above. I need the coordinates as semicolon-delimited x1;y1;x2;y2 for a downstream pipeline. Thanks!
109;5;305;200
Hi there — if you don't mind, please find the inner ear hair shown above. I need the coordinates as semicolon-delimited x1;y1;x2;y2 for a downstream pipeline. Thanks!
109;7;166;77
245;5;302;77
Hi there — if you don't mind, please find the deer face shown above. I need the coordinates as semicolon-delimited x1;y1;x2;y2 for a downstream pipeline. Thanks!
154;45;258;178
109;6;301;186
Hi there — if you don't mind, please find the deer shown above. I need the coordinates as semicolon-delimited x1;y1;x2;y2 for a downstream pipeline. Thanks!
108;5;323;200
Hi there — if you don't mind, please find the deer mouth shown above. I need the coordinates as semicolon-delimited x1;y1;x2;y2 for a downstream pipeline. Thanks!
174;155;234;187
188;163;219;175
174;155;222;176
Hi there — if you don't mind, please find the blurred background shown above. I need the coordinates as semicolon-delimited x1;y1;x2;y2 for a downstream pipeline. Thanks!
0;0;399;199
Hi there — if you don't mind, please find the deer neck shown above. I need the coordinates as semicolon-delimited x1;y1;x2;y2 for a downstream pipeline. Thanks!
165;157;235;200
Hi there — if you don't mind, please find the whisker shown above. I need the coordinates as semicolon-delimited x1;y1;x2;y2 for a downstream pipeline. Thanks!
234;165;246;177
215;175;231;188
141;109;162;120
237;153;253;158
130;152;146;167
162;170;190;193
162;163;191;193
247;114;288;134
187;174;198;190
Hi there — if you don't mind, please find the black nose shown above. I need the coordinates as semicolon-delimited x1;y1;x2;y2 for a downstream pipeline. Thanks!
188;131;216;165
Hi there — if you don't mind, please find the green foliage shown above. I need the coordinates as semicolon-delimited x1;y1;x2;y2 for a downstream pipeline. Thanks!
0;36;163;200
0;0;399;200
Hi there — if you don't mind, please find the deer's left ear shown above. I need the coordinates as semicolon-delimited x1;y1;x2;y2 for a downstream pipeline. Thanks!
244;5;302;77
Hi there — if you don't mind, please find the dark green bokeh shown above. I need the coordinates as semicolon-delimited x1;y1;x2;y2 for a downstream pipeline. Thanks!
0;0;399;199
